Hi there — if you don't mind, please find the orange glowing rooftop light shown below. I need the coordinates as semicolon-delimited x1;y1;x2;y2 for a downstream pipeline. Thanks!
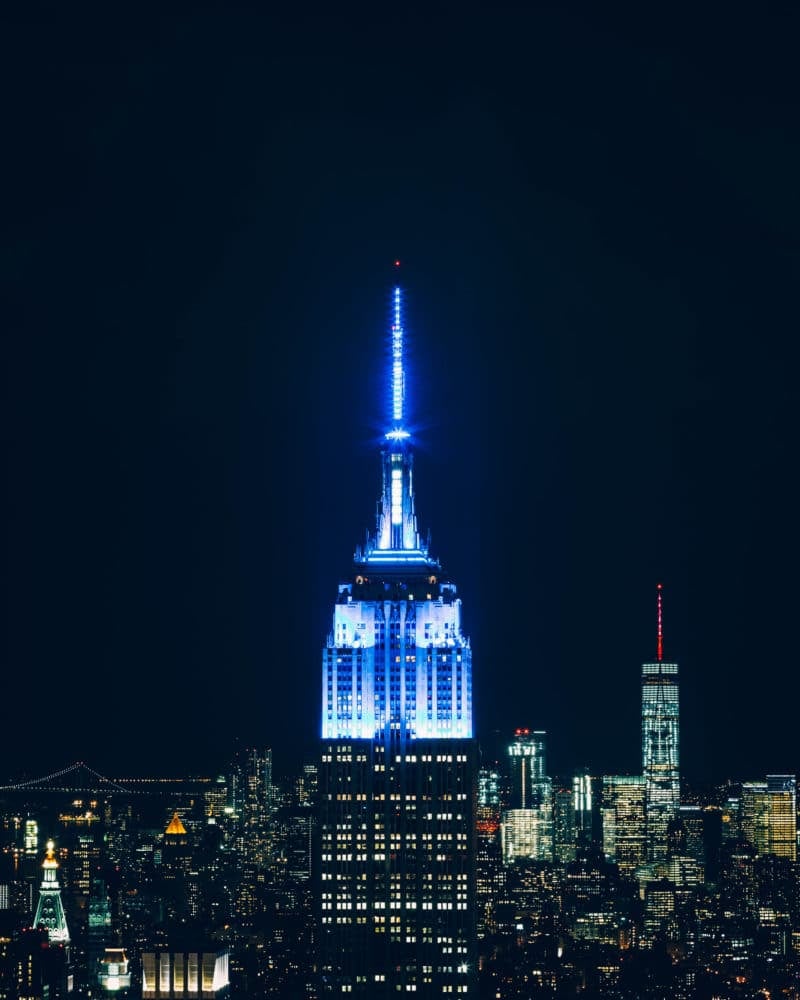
165;811;187;836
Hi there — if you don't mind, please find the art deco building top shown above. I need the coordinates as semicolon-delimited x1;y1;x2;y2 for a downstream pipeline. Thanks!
322;272;472;740
165;811;187;836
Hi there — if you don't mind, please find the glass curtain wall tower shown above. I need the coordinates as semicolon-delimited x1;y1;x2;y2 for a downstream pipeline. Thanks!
501;729;553;863
601;775;646;876
642;584;680;863
318;276;476;997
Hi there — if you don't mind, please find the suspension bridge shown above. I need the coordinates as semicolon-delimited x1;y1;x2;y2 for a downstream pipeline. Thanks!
0;761;214;796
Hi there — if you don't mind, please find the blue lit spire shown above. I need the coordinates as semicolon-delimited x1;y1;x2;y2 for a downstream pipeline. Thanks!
385;281;410;443
356;268;435;564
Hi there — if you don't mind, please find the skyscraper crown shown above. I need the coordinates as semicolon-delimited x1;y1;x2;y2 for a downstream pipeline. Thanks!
356;273;436;568
322;276;472;740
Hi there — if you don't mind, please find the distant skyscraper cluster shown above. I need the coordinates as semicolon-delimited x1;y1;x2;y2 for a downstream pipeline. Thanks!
472;578;799;996
491;584;682;876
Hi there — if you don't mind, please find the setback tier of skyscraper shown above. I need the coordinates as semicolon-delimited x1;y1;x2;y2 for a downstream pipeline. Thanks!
318;278;476;996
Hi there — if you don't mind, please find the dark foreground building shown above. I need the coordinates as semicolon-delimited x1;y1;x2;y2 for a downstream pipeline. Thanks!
318;280;477;996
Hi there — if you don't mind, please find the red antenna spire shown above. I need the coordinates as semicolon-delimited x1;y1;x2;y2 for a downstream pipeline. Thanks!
656;583;664;662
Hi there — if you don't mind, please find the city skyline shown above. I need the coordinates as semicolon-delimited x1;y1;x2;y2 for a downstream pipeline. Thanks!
0;259;794;796
3;7;799;783
3;722;797;998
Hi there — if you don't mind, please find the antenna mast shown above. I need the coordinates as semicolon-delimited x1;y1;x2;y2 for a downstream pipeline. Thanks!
656;583;664;662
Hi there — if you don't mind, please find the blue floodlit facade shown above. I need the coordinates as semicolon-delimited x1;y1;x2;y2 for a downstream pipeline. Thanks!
321;286;473;744
318;281;476;997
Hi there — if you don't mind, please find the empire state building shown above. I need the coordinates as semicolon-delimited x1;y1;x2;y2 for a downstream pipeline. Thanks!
318;277;476;996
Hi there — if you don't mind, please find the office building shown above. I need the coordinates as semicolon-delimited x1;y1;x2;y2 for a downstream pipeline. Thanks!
573;770;596;850
97;948;132;994
475;767;503;939
501;730;553;863
643;879;676;940
507;730;546;809
642;584;679;862
318;279;476;995
230;747;274;865
11;927;72;999
141;949;229;998
32;841;70;947
24;843;73;996
765;774;796;860
553;784;576;864
741;775;797;860
601;776;646;876
88;877;112;988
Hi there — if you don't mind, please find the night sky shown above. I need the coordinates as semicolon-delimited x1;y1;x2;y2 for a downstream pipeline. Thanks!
3;7;799;783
